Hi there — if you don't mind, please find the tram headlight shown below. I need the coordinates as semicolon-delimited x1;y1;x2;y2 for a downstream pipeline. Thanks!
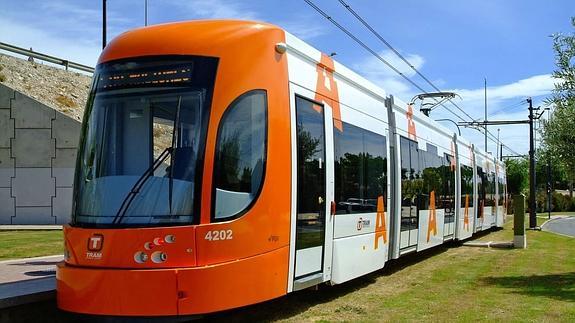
134;251;148;263
164;235;175;243
151;251;167;263
144;242;153;250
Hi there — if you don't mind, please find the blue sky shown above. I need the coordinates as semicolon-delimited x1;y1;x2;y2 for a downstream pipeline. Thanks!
1;0;573;155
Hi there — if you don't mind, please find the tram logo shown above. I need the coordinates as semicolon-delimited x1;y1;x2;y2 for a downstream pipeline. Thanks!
427;191;437;242
357;218;370;231
87;234;104;251
314;53;343;131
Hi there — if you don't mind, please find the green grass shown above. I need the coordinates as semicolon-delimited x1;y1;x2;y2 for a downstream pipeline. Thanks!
207;214;575;322
0;230;63;260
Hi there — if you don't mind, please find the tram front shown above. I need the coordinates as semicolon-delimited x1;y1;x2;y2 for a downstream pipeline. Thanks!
57;20;291;317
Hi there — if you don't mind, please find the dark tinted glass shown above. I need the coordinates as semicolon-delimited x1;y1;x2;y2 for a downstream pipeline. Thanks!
400;137;418;231
477;166;485;218
334;122;387;215
442;154;456;223
295;97;326;251
485;172;496;207
461;164;474;207
74;56;217;227
213;90;267;220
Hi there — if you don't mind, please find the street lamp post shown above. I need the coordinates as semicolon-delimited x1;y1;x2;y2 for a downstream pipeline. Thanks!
102;0;107;49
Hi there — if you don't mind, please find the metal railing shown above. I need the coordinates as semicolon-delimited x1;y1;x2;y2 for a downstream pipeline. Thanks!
0;42;94;74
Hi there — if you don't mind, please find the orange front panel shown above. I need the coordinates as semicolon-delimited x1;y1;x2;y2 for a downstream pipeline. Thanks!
177;246;289;314
64;225;196;269
59;21;293;317
99;20;292;267
57;263;178;316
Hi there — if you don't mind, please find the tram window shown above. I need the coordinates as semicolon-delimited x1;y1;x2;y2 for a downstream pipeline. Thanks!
334;121;387;215
485;172;496;207
442;154;456;223
498;177;505;205
400;136;418;231
477;166;486;218
461;164;474;208
213;90;267;220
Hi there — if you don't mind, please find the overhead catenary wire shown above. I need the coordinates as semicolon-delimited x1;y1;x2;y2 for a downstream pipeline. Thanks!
302;0;467;124
305;0;522;153
337;0;477;123
337;0;521;150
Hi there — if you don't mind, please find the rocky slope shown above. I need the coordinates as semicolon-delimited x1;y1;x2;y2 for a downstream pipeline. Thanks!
0;53;92;120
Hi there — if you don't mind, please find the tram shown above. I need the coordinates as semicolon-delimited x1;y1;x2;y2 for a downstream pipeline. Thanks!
57;20;507;316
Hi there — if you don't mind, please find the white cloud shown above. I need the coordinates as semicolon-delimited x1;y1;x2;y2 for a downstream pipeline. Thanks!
353;50;554;155
180;0;259;20
448;74;555;115
279;19;326;40
0;17;100;67
353;49;425;98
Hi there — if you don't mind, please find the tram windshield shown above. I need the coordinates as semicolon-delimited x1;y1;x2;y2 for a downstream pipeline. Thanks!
73;56;218;227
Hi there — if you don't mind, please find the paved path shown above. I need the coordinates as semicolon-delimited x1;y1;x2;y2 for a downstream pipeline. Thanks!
0;255;63;309
542;216;575;237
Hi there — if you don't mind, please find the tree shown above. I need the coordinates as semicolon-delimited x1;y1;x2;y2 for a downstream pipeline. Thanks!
542;16;575;197
505;158;529;195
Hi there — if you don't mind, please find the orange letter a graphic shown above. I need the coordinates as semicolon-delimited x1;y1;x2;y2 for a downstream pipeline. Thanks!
427;191;437;242
407;103;417;140
314;53;342;131
374;195;387;250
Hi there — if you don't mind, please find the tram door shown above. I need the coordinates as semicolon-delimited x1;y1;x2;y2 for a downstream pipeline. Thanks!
293;95;334;287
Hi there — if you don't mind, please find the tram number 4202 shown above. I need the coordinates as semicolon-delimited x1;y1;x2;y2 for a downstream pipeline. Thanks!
204;230;233;241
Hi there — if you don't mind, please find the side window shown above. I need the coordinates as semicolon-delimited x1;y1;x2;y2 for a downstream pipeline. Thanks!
400;136;419;231
461;165;474;207
477;166;485;218
334;122;387;214
213;90;267;220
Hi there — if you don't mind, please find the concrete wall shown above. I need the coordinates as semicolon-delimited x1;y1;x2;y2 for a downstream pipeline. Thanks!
0;83;80;224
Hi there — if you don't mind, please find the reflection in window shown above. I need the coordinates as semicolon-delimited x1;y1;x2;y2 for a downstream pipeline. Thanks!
400;137;456;230
213;90;267;220
485;172;496;207
400;137;419;231
461;164;475;207
334;122;387;215
477;166;485;218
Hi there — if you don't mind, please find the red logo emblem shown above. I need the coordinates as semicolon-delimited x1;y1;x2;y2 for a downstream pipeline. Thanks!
87;234;104;251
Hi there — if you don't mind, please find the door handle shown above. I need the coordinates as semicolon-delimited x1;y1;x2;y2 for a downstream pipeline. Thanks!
330;201;336;215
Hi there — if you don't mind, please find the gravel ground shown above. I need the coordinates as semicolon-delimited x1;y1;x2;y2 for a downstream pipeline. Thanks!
0;53;91;121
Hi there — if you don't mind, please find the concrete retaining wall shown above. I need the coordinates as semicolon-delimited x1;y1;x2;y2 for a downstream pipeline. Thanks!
0;83;80;224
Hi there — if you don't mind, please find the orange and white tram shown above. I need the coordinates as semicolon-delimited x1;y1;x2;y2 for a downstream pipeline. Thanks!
57;20;507;317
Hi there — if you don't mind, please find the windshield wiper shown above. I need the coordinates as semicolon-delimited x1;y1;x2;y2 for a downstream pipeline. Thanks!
112;147;172;225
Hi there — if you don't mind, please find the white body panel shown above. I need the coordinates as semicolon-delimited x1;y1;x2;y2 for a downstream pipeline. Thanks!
282;28;506;288
417;209;445;251
294;246;323;277
331;233;386;284
334;213;377;238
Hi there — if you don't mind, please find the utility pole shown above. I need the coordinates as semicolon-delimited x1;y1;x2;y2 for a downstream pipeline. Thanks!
528;97;537;228
484;78;488;152
145;0;148;26
497;128;500;160
102;0;107;49
547;159;552;219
